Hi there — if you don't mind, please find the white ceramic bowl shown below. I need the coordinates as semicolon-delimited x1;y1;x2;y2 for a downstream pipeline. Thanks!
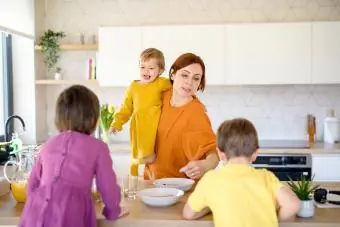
137;188;184;207
153;178;195;192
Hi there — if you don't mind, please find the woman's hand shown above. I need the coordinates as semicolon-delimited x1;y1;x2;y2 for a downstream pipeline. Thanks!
179;161;206;180
179;151;219;180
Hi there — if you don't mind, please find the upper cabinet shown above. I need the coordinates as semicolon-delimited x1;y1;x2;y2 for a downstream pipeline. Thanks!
97;22;340;87
97;27;142;87
142;25;225;85
225;23;311;85
312;22;340;84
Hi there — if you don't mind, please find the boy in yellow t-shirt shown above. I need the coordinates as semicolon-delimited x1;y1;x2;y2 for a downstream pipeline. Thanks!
109;48;171;176
183;118;301;227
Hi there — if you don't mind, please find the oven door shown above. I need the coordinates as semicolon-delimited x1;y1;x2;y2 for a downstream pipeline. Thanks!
254;167;312;181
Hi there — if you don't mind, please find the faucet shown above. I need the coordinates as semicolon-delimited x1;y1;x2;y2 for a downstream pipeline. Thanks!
5;115;26;143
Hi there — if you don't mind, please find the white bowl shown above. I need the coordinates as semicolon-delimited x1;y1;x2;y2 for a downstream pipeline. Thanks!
153;178;195;192
137;188;184;207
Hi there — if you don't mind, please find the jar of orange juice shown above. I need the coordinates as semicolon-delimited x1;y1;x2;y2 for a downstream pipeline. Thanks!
3;145;39;203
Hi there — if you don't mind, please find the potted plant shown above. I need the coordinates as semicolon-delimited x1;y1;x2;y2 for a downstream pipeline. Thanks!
38;29;66;76
54;67;62;80
287;175;319;218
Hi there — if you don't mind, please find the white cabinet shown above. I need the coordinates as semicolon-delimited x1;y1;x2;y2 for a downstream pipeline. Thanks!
312;22;340;84
142;25;225;85
97;27;142;87
312;154;340;182
225;23;311;85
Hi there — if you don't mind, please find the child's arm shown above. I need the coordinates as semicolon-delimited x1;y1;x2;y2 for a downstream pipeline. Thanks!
110;85;133;132
158;77;172;92
27;155;42;196
95;143;123;221
276;185;301;221
182;174;211;220
267;171;300;221
183;203;211;220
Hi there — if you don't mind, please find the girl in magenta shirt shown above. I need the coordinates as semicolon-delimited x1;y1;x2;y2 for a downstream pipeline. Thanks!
19;85;127;227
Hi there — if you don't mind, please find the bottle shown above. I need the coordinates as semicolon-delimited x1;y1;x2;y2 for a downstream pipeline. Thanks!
307;114;316;144
324;109;340;143
10;132;23;154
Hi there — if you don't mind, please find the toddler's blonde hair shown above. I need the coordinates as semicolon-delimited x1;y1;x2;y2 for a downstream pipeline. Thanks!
140;48;165;71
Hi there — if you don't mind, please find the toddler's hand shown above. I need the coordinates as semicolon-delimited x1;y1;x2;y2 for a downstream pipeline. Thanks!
108;127;118;134
118;206;129;218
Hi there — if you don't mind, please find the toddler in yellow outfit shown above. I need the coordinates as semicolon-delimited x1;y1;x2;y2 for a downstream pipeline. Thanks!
109;48;171;176
183;118;301;227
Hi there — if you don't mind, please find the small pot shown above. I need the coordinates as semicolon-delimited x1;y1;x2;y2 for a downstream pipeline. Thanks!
297;199;315;218
54;72;62;80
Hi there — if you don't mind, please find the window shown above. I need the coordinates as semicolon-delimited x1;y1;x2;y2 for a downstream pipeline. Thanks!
0;32;13;142
0;33;4;137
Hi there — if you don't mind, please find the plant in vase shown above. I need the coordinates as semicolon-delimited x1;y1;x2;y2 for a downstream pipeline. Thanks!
100;104;115;144
287;175;319;218
54;67;62;80
38;29;66;77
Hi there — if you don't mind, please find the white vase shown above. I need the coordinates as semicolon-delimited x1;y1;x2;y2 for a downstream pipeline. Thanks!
297;200;315;218
54;72;62;80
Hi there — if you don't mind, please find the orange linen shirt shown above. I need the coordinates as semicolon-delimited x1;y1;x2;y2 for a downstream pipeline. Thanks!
145;89;217;179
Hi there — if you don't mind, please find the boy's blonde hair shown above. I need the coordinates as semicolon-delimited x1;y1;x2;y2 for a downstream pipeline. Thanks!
217;118;259;158
140;48;165;71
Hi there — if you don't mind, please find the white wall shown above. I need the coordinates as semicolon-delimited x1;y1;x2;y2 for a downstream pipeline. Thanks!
0;0;34;36
0;0;36;144
36;0;340;143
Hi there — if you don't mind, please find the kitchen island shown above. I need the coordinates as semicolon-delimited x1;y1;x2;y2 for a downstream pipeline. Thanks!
0;182;339;227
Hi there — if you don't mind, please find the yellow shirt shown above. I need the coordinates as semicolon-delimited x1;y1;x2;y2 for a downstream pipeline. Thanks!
188;164;282;227
110;77;171;175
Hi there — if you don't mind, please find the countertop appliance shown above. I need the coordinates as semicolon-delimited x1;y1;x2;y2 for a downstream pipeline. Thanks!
252;153;312;181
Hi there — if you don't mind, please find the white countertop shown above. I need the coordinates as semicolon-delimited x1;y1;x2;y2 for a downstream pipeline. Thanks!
108;141;340;155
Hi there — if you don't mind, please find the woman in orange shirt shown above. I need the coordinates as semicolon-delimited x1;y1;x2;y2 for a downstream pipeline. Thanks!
145;53;219;180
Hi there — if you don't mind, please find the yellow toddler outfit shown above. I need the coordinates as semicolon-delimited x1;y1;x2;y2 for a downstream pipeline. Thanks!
110;77;171;176
188;164;283;227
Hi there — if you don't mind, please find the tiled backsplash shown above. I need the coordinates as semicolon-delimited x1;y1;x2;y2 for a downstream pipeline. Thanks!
41;0;340;142
46;85;340;142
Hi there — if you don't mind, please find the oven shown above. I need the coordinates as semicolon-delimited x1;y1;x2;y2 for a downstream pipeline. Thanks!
252;153;312;181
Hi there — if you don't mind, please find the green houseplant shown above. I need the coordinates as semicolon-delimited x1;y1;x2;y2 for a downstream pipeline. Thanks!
287;175;319;218
38;29;66;72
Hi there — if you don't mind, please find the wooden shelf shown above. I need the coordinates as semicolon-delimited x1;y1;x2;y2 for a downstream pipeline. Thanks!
35;79;99;86
34;44;98;51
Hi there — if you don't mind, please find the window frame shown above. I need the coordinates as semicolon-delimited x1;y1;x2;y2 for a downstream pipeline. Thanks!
1;32;14;142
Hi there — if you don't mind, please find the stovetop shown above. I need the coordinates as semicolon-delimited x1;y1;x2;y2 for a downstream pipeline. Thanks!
259;140;310;149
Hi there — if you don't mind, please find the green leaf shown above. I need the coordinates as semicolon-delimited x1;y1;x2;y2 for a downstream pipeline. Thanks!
38;29;66;71
287;174;318;200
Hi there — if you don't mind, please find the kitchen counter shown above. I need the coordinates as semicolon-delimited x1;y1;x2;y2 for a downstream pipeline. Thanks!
109;141;340;155
0;182;339;227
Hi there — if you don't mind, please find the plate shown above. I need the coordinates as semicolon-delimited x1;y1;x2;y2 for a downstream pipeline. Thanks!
137;188;184;207
154;178;195;192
